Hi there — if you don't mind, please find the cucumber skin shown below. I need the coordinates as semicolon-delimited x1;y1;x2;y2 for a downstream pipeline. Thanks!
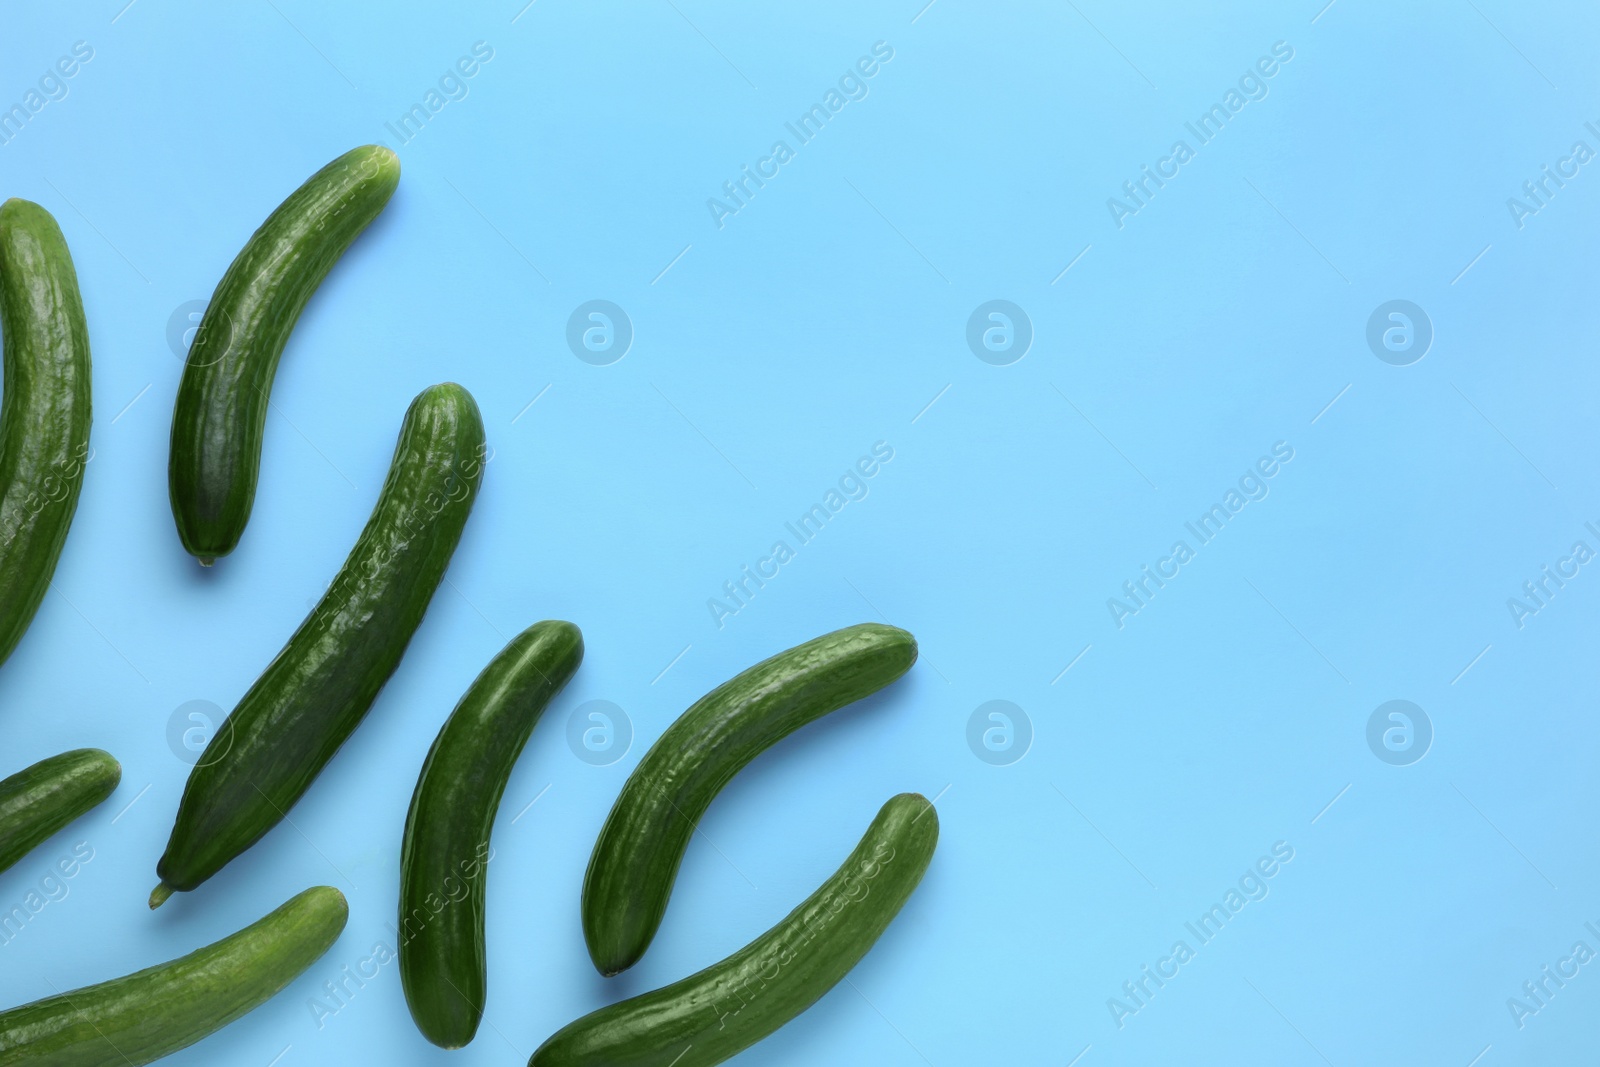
0;749;119;875
156;383;485;898
0;886;347;1066
400;620;585;1049
536;793;938;1067
168;144;399;562
582;623;917;977
0;199;92;668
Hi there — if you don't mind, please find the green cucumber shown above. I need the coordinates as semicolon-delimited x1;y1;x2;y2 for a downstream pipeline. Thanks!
582;622;917;976
400;620;584;1049
0;885;346;1065
168;144;400;564
0;749;119;875
0;198;92;669
153;383;485;905
535;793;938;1067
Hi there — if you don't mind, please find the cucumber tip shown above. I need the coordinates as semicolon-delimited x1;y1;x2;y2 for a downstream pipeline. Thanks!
148;883;174;909
197;557;214;568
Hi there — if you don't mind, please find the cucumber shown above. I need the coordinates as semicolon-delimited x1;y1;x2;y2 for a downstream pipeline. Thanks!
534;793;938;1067
0;199;92;669
168;144;400;564
0;749;119;875
582;622;917;976
152;383;485;905
0;885;346;1065
400;620;584;1049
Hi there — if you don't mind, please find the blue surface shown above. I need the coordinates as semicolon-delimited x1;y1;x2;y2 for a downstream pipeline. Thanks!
1;1;1598;1064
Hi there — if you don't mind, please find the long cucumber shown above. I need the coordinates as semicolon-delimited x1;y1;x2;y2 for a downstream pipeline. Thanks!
534;793;938;1067
400;620;584;1048
0;749;119;875
0;886;346;1065
582;623;917;975
0;198;92;669
153;383;485;904
168;144;399;563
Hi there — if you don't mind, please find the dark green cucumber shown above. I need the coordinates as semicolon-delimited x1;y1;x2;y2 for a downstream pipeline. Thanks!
536;793;938;1067
0;199;92;669
582;622;917;976
0;749;118;875
168;144;400;564
0;885;346;1065
400;620;584;1049
153;383;485;905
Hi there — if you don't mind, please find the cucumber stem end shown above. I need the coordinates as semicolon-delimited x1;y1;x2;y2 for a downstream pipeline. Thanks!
148;883;174;909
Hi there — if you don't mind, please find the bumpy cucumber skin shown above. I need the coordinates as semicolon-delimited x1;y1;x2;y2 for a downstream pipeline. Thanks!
0;749;119;875
168;145;400;563
0;199;92;669
536;793;938;1067
582;623;917;977
400;620;585;1049
155;384;485;900
0;885;347;1066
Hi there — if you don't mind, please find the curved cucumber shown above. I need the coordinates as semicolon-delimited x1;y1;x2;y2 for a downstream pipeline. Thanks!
0;749;119;875
0;199;92;669
535;793;938;1067
153;383;485;903
582;622;916;976
0;885;346;1065
400;620;584;1049
168;144;400;563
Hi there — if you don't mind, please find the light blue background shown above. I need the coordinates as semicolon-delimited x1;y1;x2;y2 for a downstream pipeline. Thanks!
1;1;1598;1063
